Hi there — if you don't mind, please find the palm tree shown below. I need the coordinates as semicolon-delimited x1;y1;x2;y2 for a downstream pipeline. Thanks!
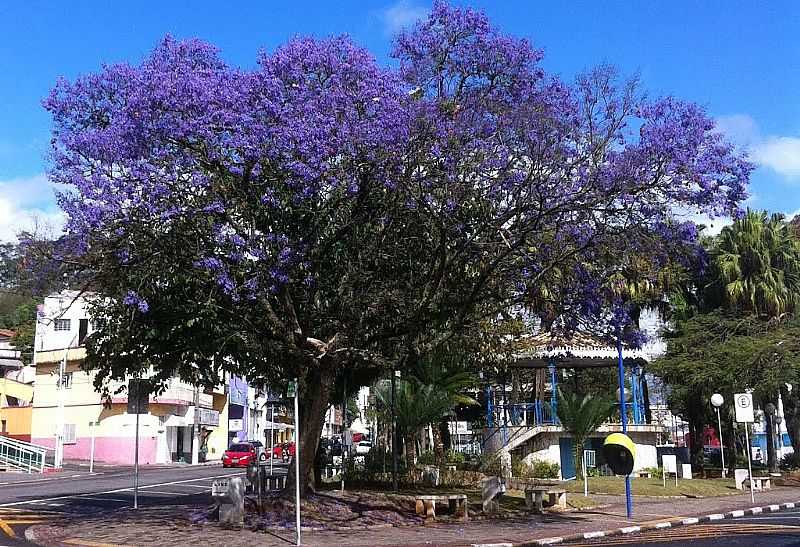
553;388;616;479
411;353;477;463
712;210;800;316
374;379;454;465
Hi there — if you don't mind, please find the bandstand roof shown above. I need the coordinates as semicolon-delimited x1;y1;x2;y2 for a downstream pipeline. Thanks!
512;332;648;369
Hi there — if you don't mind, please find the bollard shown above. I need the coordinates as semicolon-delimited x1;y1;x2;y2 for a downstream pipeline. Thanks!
212;477;245;527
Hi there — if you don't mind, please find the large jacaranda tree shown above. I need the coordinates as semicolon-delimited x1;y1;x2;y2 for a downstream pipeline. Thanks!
42;2;750;493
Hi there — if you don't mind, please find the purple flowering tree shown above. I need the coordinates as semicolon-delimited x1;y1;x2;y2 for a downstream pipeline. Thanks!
42;2;750;493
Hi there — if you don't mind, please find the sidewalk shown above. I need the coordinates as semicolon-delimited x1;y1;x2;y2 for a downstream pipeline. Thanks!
26;487;800;547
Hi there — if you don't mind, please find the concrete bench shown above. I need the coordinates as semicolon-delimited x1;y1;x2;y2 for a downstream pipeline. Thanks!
524;486;567;514
635;471;653;478
743;476;772;491
414;494;469;522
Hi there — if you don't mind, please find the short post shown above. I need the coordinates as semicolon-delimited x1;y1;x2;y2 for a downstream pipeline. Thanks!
583;450;588;497
89;420;97;474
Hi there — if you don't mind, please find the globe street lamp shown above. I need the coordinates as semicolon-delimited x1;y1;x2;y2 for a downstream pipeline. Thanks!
711;393;726;477
775;415;784;463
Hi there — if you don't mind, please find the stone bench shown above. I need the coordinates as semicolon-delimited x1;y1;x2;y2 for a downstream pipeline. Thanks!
523;486;567;514
635;471;653;478
414;494;469;522
743;476;772;491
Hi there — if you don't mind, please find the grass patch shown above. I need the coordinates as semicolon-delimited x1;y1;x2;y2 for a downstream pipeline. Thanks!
565;476;739;497
566;494;604;510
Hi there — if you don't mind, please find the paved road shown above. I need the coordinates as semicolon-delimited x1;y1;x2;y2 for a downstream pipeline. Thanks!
0;462;288;546
568;507;800;546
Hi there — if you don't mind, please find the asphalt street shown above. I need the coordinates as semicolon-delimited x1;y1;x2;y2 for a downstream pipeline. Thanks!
0;462;289;546
568;507;800;546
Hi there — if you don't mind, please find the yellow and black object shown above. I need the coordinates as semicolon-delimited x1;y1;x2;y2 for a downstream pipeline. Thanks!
602;433;636;475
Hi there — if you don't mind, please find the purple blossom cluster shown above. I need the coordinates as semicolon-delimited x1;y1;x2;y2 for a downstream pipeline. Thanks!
43;1;751;338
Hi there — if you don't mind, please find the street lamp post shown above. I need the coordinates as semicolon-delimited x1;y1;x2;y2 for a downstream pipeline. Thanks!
711;394;726;477
775;415;784;463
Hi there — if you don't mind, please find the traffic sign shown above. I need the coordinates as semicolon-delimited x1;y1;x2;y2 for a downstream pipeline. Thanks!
734;393;754;423
287;381;297;399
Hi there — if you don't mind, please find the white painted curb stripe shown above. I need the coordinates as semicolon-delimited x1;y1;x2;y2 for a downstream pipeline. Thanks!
768;504;781;511
620;526;640;534
472;544;512;547
681;517;699;525
655;522;672;529
731;510;745;517
537;538;564;545
707;513;725;521
787;502;796;509
583;531;606;539
750;507;763;514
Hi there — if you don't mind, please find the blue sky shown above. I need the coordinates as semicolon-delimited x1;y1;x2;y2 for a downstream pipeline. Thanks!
1;0;798;241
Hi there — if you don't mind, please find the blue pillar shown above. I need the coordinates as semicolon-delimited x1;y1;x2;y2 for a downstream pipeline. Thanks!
549;359;558;423
617;327;633;519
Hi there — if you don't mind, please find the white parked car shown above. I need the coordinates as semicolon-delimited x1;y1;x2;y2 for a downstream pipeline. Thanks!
355;441;372;455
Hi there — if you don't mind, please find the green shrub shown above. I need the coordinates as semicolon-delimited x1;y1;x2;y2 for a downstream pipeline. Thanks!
512;458;560;479
640;466;663;479
417;451;436;465
479;451;503;476
446;450;466;465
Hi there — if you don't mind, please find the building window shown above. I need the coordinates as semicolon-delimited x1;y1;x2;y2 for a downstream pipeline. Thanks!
54;319;71;331
61;372;73;389
63;424;77;444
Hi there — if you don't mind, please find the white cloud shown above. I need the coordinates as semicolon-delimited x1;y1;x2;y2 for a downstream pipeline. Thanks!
752;136;800;179
381;1;428;35
0;174;65;242
715;114;800;180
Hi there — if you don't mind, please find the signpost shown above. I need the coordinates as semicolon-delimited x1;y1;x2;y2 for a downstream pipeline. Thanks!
288;379;300;547
734;393;755;503
128;378;149;510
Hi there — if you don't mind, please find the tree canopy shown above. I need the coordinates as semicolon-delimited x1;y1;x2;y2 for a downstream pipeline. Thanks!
38;2;750;492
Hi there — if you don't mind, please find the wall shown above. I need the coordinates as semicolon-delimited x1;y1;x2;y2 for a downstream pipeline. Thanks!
205;393;229;459
0;406;32;442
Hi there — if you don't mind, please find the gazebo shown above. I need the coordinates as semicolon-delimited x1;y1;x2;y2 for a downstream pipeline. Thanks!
482;331;663;479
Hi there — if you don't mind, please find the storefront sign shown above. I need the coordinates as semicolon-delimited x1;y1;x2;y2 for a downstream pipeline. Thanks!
229;419;243;432
197;408;220;427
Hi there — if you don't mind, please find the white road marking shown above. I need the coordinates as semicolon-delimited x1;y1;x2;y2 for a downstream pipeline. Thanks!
0;472;244;508
138;491;195;496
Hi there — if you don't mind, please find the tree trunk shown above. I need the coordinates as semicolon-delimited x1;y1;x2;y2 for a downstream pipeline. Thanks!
765;406;778;473
283;362;336;497
404;432;417;466
574;436;584;480
432;422;445;465
686;392;705;472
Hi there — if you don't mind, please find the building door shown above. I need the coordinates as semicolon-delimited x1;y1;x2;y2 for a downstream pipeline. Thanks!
559;437;575;479
78;319;89;344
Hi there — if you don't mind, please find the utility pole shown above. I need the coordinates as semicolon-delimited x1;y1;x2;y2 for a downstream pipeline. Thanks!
616;327;633;519
191;385;200;465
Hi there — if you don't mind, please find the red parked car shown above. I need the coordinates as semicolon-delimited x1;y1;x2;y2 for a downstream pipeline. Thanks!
272;442;296;462
222;442;257;468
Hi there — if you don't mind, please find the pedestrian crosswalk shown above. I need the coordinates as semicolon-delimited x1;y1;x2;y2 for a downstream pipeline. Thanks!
0;507;59;539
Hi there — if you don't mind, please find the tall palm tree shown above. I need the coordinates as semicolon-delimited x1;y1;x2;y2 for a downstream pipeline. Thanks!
712;210;800;316
553;387;616;479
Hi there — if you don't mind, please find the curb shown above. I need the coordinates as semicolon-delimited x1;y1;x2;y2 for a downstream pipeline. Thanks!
493;500;800;546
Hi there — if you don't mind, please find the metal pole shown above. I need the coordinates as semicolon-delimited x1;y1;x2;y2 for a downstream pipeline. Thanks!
391;371;398;492
744;423;755;503
269;406;274;477
616;328;633;519
293;378;301;546
191;385;200;465
716;408;726;477
583;450;588;497
134;378;140;510
89;421;96;474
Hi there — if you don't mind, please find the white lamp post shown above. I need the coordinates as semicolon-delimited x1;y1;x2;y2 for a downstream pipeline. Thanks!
711;393;726;477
